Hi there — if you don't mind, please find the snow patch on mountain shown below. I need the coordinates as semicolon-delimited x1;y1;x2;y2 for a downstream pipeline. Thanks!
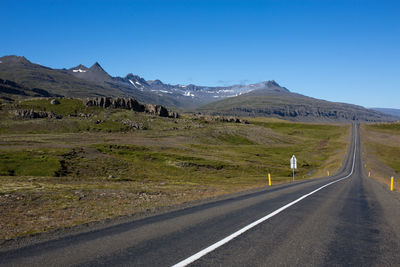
184;91;195;97
72;69;87;73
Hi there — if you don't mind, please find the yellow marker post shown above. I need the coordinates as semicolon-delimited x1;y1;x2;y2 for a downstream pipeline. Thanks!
390;177;394;191
268;173;271;186
327;171;330;176
368;172;371;177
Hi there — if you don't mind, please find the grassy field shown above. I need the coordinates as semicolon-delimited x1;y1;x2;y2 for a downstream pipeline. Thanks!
361;122;400;191
0;98;350;240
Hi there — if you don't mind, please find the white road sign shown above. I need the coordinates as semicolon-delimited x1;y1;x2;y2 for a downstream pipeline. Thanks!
290;155;297;169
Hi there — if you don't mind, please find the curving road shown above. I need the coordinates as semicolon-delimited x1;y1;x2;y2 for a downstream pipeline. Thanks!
1;124;400;266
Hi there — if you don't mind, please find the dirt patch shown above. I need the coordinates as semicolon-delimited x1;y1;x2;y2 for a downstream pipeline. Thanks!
0;177;264;242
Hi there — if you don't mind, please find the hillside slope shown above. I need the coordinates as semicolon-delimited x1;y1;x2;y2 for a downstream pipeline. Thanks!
198;81;396;122
0;56;122;98
371;108;400;118
0;56;187;108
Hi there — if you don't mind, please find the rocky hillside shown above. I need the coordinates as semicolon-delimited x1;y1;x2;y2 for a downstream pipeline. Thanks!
0;78;61;102
198;81;397;122
0;56;187;108
371;108;400;118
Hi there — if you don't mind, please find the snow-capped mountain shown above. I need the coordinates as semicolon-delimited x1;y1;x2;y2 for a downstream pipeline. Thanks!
67;61;289;107
67;59;290;107
143;79;289;103
68;62;113;83
112;73;150;91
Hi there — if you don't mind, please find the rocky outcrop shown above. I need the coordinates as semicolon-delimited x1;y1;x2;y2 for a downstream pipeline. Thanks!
84;97;145;111
13;109;62;119
50;99;60;105
194;114;249;124
216;116;250;124
122;119;147;130
84;97;179;118
144;104;179;118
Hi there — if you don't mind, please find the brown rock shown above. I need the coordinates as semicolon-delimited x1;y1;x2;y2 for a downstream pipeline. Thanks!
84;97;178;118
50;99;60;105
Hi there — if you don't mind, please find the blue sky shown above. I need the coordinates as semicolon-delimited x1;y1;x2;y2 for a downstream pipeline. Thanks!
2;0;400;108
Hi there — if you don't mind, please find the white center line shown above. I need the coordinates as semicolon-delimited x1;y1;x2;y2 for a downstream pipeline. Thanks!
172;128;357;267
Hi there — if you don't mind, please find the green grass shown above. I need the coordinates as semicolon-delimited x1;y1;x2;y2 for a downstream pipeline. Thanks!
16;98;97;116
0;149;61;176
88;121;346;184
0;100;349;184
0;98;135;134
372;144;400;174
216;133;255;145
365;123;400;176
0;99;150;134
92;144;233;181
252;120;342;139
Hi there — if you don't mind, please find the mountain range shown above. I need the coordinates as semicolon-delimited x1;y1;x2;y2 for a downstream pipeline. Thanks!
0;55;397;122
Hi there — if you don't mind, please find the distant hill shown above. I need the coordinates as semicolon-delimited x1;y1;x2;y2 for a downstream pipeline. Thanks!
371;108;400;118
198;81;396;122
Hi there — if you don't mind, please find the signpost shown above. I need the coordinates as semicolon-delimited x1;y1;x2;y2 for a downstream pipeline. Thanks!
290;155;297;182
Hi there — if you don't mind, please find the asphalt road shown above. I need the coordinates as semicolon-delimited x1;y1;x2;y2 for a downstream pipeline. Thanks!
1;124;400;266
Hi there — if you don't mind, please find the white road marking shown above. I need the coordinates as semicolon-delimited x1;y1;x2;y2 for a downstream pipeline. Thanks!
172;128;357;267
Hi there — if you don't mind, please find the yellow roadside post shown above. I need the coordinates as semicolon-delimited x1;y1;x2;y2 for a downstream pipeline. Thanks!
327;171;330;176
390;177;394;191
368;171;371;177
268;173;271;186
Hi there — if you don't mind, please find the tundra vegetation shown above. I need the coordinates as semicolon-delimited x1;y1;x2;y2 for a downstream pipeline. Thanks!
0;98;350;241
361;123;400;191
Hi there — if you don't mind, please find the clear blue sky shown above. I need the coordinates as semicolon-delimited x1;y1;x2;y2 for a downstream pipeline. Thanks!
2;0;400;108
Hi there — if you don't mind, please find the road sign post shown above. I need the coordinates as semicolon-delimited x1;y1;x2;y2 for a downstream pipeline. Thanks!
290;155;297;182
293;168;295;182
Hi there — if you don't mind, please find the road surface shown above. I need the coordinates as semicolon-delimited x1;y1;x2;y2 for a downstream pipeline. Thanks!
1;124;400;266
